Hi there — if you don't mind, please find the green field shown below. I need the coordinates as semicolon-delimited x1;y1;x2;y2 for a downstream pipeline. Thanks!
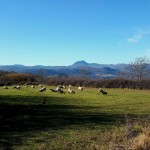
0;86;150;150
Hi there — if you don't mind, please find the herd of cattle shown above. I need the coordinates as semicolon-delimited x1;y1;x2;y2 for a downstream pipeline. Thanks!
2;84;108;95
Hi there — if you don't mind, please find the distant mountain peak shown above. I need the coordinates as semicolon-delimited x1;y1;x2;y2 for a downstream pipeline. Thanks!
71;60;89;67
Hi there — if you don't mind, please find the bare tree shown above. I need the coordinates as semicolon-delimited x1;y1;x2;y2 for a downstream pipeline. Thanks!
118;65;128;79
127;57;150;80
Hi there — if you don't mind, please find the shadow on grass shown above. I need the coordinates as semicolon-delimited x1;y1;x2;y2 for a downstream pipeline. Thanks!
0;95;146;149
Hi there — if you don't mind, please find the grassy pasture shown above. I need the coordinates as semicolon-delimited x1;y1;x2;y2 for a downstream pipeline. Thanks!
0;86;150;150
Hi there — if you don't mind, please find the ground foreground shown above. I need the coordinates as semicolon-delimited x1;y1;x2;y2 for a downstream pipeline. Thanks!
0;86;150;150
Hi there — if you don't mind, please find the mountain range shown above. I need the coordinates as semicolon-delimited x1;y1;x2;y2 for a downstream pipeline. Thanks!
0;60;128;79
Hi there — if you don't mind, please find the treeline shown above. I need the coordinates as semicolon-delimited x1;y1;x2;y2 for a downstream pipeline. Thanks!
0;71;42;86
0;71;150;89
46;77;150;90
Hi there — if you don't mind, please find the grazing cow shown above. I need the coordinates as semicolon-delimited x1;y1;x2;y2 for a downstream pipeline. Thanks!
57;85;66;89
50;88;57;92
57;88;65;94
50;88;65;94
12;86;17;89
98;88;107;95
78;86;83;91
3;85;8;89
55;85;64;92
38;87;46;92
12;86;21;89
68;88;75;94
16;86;21;89
31;85;35;88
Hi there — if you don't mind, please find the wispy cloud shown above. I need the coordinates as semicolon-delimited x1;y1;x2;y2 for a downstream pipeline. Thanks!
127;29;150;43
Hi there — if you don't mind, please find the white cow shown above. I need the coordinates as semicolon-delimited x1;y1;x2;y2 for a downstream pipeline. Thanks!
68;88;75;94
78;86;83;92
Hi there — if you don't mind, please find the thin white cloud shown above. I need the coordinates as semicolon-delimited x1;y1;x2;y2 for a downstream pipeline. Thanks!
127;35;143;43
127;29;150;43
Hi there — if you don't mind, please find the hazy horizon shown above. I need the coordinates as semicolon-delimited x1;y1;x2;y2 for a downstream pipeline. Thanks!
0;60;130;67
0;0;150;66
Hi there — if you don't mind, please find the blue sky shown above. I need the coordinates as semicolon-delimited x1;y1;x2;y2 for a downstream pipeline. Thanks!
0;0;150;66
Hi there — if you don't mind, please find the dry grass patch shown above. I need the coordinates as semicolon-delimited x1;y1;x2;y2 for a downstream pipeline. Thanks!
131;127;150;150
109;117;150;150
